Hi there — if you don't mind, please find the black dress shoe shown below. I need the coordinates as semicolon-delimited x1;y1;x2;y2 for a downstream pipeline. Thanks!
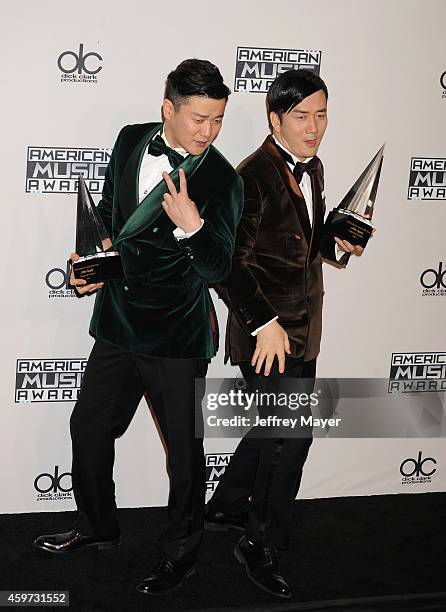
234;535;291;598
204;504;247;532
136;557;195;595
33;530;120;554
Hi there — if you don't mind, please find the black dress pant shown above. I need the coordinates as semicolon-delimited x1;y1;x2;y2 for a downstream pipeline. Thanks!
209;357;316;550
70;339;208;565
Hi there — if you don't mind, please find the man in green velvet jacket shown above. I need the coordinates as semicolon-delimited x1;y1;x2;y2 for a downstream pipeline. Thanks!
34;59;243;595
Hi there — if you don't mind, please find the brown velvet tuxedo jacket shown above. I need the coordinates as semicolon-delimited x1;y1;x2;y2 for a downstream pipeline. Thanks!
219;135;325;364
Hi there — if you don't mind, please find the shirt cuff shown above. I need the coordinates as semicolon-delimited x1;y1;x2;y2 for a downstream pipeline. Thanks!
251;316;279;336
173;219;204;240
335;246;345;261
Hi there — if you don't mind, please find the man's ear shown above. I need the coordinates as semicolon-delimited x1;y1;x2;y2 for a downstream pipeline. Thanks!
162;98;175;121
269;111;281;134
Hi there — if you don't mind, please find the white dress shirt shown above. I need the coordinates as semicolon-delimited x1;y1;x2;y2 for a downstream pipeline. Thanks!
138;130;203;239
273;136;314;224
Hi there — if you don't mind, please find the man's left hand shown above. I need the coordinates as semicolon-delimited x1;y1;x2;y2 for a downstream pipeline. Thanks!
334;237;364;257
162;169;201;233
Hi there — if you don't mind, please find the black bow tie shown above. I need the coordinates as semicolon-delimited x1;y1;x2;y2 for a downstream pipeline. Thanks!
275;141;320;184
148;134;184;169
293;157;320;184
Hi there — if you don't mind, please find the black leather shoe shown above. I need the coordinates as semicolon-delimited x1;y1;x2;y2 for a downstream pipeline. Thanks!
234;535;291;598
136;558;195;595
33;530;120;554
204;504;247;532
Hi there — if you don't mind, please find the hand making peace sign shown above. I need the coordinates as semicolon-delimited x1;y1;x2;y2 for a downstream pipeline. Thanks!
162;169;202;234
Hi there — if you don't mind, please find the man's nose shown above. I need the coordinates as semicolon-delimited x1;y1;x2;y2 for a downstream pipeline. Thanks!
306;115;317;133
200;122;212;138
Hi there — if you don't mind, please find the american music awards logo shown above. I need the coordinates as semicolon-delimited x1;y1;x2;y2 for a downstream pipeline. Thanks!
25;146;111;194
407;157;446;200
57;43;103;83
15;359;87;403
388;352;446;393
205;453;233;498
234;46;322;93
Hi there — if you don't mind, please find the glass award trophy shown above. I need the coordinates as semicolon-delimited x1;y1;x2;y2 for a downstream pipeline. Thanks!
72;175;123;283
320;145;384;267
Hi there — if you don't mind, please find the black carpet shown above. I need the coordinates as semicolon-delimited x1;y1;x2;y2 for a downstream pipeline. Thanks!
1;493;445;611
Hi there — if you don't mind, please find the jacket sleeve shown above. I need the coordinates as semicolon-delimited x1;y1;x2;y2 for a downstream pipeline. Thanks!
175;174;244;284
224;170;278;334
96;127;125;238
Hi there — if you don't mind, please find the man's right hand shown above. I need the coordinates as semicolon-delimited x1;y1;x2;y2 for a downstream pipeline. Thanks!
251;320;291;376
69;253;104;294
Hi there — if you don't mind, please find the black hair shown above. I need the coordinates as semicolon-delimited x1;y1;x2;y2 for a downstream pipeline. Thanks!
164;58;231;109
266;69;328;130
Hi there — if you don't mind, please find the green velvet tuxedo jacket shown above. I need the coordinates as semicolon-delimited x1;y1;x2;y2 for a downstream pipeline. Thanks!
89;122;243;359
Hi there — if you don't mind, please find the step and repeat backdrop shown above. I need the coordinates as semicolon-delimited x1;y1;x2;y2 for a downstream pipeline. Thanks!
1;0;445;513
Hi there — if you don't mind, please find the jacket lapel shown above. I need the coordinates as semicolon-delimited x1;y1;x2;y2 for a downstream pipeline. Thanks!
115;127;210;244
309;170;325;260
261;135;312;242
117;123;160;221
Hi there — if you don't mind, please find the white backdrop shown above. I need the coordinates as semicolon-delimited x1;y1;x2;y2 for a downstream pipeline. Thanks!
1;0;445;513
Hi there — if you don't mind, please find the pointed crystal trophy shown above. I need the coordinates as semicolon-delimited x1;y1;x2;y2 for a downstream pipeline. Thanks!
320;145;384;267
72;175;123;283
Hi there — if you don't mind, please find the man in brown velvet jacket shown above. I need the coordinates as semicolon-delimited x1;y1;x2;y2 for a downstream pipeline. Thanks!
206;70;364;598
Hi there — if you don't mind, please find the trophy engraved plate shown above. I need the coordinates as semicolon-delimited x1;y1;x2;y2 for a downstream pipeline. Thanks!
320;145;384;266
72;176;123;283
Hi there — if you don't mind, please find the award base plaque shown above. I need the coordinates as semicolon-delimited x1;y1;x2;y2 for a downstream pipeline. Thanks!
321;208;373;248
72;251;123;284
72;175;124;284
321;145;384;267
